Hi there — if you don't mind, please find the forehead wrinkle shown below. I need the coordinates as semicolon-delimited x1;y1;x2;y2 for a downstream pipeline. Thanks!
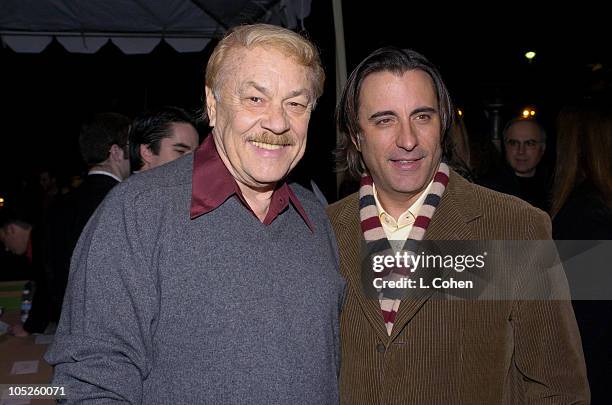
218;47;314;108
239;80;271;97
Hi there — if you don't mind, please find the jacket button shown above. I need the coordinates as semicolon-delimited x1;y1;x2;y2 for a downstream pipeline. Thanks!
376;343;386;353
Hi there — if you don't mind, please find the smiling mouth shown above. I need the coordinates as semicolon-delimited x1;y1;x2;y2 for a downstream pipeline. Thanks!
250;141;289;150
390;157;424;163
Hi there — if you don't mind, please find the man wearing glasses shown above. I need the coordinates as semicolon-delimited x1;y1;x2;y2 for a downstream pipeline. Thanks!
503;118;547;179
483;118;550;211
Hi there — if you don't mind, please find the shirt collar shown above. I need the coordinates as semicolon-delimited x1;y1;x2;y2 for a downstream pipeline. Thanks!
373;180;433;230
88;170;122;183
190;135;313;232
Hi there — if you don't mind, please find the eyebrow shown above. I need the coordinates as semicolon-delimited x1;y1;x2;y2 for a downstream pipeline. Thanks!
244;81;270;96
287;88;310;99
242;81;311;100
172;143;192;150
411;106;438;116
368;110;397;121
368;106;437;122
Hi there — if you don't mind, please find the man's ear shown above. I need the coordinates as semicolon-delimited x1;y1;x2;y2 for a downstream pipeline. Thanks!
109;144;125;162
139;144;155;165
205;86;217;127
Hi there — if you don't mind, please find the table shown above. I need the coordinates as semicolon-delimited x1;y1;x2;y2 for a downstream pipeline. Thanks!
0;281;54;405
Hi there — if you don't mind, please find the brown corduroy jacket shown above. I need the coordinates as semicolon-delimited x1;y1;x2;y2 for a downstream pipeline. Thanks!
327;170;589;405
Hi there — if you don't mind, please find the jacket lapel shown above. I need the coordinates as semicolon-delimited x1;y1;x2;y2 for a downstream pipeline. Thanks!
389;171;482;341
335;195;390;343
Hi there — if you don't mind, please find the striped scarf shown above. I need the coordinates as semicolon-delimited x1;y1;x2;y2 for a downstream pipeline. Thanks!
359;162;450;335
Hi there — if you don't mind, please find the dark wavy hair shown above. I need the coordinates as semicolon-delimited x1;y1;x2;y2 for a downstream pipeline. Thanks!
335;47;454;179
79;112;131;166
128;106;197;171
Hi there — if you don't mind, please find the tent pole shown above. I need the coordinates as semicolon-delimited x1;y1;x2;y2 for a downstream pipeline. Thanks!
332;0;347;199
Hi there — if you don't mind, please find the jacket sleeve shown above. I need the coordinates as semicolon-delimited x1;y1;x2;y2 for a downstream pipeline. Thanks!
511;208;590;404
44;186;159;404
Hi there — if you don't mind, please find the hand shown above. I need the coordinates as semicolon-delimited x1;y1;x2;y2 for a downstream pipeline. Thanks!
9;323;29;337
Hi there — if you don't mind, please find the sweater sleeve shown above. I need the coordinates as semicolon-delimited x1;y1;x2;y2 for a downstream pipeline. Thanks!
45;186;159;404
511;208;590;404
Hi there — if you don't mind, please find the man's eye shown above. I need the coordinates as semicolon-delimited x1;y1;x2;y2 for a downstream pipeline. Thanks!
375;118;392;126
415;114;431;121
287;101;308;112
248;97;263;103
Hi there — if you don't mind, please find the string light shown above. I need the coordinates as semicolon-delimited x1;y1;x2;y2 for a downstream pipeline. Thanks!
522;107;536;118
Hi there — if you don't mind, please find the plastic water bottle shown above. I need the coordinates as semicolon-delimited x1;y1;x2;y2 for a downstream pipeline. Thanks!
20;282;33;323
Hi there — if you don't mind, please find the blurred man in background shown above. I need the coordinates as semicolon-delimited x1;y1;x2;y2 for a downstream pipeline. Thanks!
0;207;51;336
128;106;200;173
482;118;550;211
44;112;131;331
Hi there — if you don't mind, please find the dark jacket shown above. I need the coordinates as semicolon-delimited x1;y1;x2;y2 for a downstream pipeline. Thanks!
45;173;119;321
479;165;551;212
553;180;612;404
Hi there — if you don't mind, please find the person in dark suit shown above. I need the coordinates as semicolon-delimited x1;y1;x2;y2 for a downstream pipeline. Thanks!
44;112;131;327
480;118;551;211
328;47;588;404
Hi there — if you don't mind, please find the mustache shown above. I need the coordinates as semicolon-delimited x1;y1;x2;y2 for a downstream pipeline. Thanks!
247;132;295;146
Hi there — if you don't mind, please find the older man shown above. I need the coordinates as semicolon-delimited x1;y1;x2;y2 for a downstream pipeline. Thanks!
46;24;344;404
328;47;588;404
482;118;550;210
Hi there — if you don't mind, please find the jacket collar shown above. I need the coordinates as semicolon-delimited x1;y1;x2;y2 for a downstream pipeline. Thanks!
333;170;483;342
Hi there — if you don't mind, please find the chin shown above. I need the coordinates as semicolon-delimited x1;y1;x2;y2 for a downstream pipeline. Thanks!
253;162;296;180
389;175;429;192
249;172;290;185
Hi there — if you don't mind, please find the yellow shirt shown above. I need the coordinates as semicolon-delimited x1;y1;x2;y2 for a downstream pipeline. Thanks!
373;180;433;245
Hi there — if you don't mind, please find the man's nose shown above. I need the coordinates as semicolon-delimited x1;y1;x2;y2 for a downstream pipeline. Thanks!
261;104;290;134
396;122;418;151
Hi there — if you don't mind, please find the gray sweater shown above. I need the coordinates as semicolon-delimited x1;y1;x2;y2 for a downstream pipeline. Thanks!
45;154;345;404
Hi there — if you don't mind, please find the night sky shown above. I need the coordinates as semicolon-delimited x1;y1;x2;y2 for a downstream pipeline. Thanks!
0;1;609;202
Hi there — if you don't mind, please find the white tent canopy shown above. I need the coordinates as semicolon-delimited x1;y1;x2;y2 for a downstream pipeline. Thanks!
0;0;312;54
